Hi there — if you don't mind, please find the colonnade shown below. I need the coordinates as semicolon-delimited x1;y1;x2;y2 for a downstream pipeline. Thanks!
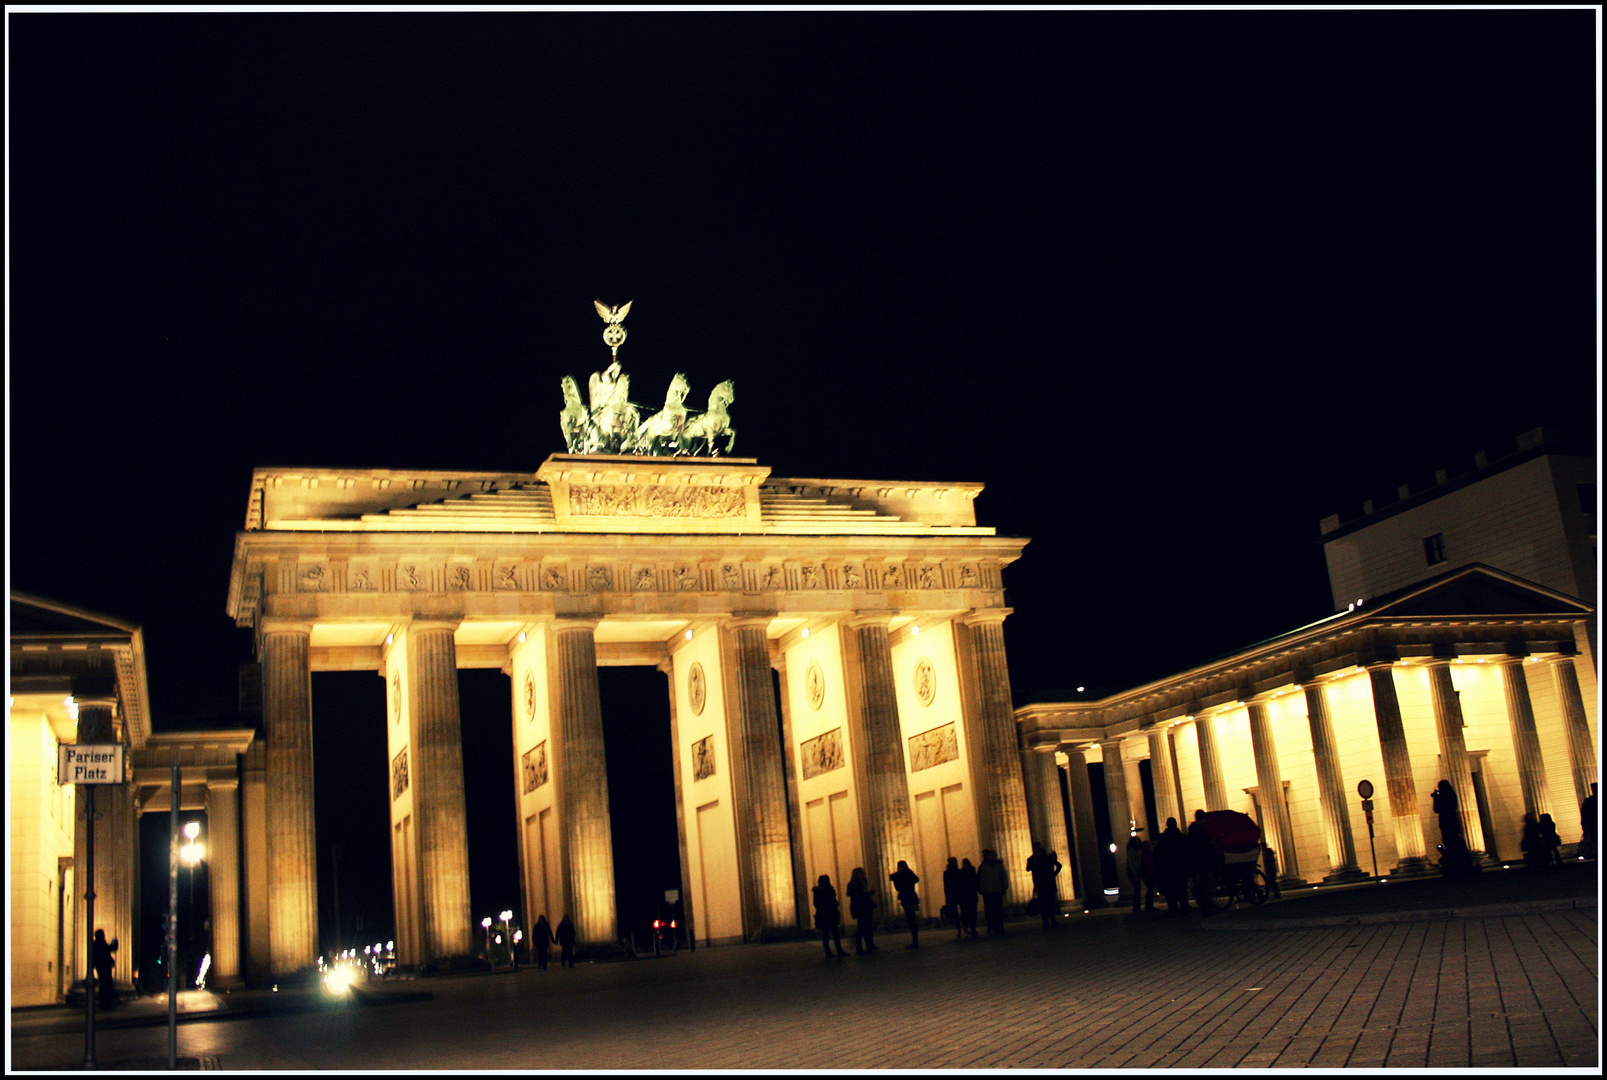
1026;648;1597;906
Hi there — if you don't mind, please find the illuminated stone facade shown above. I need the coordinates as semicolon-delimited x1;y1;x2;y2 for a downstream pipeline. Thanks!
227;454;1032;964
1018;566;1598;906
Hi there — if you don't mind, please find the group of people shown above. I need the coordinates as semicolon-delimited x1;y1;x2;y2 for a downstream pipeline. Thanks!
524;914;578;970
810;844;1062;959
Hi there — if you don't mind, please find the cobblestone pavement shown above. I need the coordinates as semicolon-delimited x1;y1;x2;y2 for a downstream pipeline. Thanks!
11;905;1598;1071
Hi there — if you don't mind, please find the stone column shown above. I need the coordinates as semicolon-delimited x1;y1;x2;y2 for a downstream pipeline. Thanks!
260;624;318;974
240;739;269;984
1246;699;1303;884
1060;745;1105;909
956;612;1035;905
659;660;698;951
1194;714;1228;812
205;781;243;987
771;654;811;929
1365;661;1429;873
1302;679;1363;880
1020;745;1070;881
1496;656;1552;821
721;618;796;935
409;622;473;960
1424;658;1485;857
1147;728;1181;830
1100;739;1135;904
1549;654;1598;805
841;616;916;908
548;619;616;945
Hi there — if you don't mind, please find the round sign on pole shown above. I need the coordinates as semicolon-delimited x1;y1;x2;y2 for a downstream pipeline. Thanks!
1357;779;1374;800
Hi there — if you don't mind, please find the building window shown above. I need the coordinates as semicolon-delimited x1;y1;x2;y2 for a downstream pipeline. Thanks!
1423;533;1446;566
1578;483;1596;515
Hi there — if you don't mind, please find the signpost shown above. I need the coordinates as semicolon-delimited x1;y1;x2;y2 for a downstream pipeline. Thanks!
1357;779;1379;880
61;743;125;1071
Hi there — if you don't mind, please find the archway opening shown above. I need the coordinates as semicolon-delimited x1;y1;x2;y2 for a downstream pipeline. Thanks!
597;665;681;946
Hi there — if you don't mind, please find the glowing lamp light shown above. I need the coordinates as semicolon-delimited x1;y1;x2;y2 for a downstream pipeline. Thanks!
518;631;527;643
500;910;513;922
1108;843;1118;854
801;627;809;639
1077;686;1085;693
65;696;80;722
323;966;352;994
386;633;394;645
183;821;201;841
481;917;493;929
911;625;920;636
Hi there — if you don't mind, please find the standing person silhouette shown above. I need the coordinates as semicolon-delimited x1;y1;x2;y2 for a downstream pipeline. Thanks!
530;915;555;970
1026;842;1063;929
977;849;1008;934
957;858;981;937
846;867;879;954
1581;783;1599;861
92;929;118;1011
1186;810;1219;915
555;915;577;968
890;861;921;948
1432;780;1473;876
1155;817;1188;916
1538;814;1563;867
813;875;848;958
942;857;964;939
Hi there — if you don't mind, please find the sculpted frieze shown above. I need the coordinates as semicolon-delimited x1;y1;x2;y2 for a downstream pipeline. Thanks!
588;565;613;591
450;566;473;591
497;564;521;590
569;483;745;519
960;565;979;587
918;566;938;589
842;563;863;589
801;727;844;780
634;567;656;591
692;735;716;781
721;564;743;590
908;722;958;773
300;564;326;591
882;565;904;589
542;567;566;591
522;741;549;793
350;567;374;591
392;746;409;800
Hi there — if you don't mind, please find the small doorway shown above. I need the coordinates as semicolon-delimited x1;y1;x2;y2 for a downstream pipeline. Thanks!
1468;751;1499;862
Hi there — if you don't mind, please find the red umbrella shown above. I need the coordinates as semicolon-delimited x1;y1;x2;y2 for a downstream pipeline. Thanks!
1198;810;1262;855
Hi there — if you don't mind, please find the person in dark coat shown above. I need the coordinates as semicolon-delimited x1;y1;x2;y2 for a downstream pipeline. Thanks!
1581;783;1598;862
1432;780;1474;876
957;858;980;937
1521;812;1545;868
555;915;577;968
1538;814;1562;867
1026;842;1062;929
890;860;921;948
813;875;849;958
92;929;118;1010
846;867;879;953
1155;817;1188;916
942;857;964;938
1186;810;1219;915
530;915;555;970
977;849;1008;934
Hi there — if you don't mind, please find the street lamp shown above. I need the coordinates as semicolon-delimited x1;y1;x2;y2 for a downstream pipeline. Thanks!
481;916;492;959
500;910;516;970
179;823;204;988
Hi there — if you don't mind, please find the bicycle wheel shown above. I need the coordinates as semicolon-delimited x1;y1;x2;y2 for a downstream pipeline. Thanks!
1245;867;1269;906
1199;873;1232;914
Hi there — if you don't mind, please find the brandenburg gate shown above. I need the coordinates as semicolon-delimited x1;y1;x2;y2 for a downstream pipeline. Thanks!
225;304;1033;974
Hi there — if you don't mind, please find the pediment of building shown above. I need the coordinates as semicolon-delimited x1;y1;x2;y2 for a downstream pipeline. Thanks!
1363;563;1594;619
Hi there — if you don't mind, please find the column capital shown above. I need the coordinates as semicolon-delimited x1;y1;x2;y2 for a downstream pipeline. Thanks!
407;617;462;635
1547;649;1581;665
1493;653;1529;667
1363;657;1401;673
204;777;241;792
723;614;775;632
550;616;602;635
844;611;895;630
73;693;119;711
259;619;314;637
961;607;1013;627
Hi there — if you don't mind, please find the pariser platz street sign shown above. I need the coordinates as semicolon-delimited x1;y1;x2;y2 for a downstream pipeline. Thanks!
58;743;124;784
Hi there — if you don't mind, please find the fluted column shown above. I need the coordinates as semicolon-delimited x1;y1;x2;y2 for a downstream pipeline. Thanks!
205;781;242;986
1549;654;1598;805
771;655;811;929
1194;714;1228;812
1147;728;1181;830
957;611;1035;905
1100;739;1135;903
409;622;472;960
842;616;916;907
549;619;616;945
1302;679;1363;880
1060;745;1105;909
659;660;698;951
1366;660;1428;872
1495;655;1552;821
1424;658;1485;857
261;625;318;973
1020;745;1070;882
1246;700;1302;883
722;619;796;934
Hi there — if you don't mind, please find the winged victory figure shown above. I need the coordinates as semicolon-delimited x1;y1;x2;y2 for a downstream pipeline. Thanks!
594;300;633;324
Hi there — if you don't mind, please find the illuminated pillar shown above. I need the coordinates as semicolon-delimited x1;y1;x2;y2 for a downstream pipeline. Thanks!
410;622;472;960
721;618;796;934
659;659;699;949
1060;744;1105;909
1246;699;1302;884
1194;714;1228;812
1146;728;1181;831
1100;738;1134;904
1496;656;1552;822
240;740;269;984
1365;660;1429;873
205;780;243;987
771;653;811;928
1425;658;1486;857
842;616;916;910
1020;746;1070;884
548;619;616;945
1302;679;1363;880
1549;654;1598;804
956;611;1035;905
261;623;318;973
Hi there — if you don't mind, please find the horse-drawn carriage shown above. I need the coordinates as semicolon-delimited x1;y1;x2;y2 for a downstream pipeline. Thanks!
1196;809;1271;912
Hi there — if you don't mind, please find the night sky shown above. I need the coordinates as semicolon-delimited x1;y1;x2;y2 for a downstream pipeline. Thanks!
9;11;1597;960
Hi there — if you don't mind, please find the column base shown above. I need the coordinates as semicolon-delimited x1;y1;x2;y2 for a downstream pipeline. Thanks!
1274;874;1308;889
1388;857;1436;878
1322;867;1370;883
